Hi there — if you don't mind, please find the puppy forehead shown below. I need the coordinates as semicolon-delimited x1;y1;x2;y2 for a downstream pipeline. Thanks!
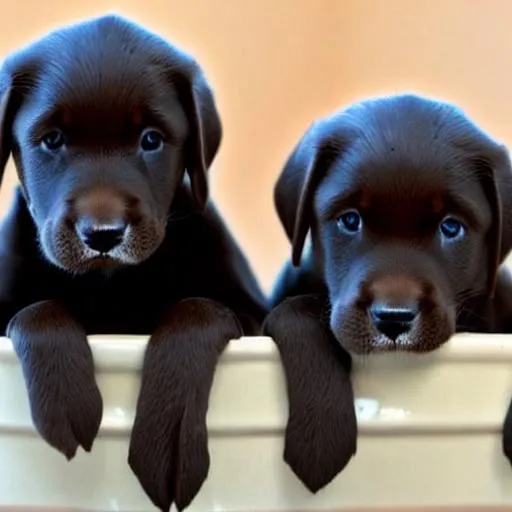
15;70;186;144
38;60;179;116
315;136;487;219
15;18;188;134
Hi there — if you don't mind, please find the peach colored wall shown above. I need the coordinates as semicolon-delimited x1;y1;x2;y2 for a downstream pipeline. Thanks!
1;0;512;291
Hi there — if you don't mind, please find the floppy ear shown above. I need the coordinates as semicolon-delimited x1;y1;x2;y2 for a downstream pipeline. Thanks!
478;163;502;297
0;50;39;190
274;121;342;266
175;63;222;210
0;85;12;177
474;145;512;297
0;75;18;186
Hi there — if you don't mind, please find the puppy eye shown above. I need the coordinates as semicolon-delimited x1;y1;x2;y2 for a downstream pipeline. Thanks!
140;129;164;152
41;130;66;152
337;210;362;233
439;217;465;240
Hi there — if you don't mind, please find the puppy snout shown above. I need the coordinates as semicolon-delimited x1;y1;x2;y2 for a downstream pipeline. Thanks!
368;274;423;340
370;303;418;340
77;218;127;253
332;270;453;354
51;184;164;271
68;187;138;254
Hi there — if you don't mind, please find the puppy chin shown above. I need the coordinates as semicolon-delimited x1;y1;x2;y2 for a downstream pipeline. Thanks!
40;219;166;274
330;299;456;355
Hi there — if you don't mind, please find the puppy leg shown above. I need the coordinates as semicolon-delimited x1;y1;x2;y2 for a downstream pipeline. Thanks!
128;298;242;512
492;267;512;462
503;403;512;464
263;294;357;493
7;300;103;458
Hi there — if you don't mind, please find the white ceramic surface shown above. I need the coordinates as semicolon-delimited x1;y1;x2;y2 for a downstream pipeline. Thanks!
0;333;512;511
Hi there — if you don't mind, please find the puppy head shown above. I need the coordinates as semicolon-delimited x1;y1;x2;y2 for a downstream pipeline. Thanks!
275;94;512;354
0;15;221;273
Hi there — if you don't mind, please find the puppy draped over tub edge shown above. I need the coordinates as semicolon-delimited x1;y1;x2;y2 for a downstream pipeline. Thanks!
264;93;512;493
0;14;267;512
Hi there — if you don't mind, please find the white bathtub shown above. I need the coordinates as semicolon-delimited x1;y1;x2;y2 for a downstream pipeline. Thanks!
1;333;512;511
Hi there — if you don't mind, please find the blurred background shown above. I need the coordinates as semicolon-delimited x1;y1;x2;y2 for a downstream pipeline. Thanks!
0;0;511;291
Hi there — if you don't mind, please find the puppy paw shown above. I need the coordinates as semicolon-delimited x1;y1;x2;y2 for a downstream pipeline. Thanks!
128;371;209;512
503;397;512;464
129;298;242;512
7;300;103;459
264;294;357;493
283;388;357;493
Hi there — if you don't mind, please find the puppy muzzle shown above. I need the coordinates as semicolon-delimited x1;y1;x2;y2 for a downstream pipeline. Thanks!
330;273;455;354
40;186;166;273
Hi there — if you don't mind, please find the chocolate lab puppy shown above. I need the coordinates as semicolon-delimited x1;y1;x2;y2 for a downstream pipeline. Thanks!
263;93;512;493
0;15;267;511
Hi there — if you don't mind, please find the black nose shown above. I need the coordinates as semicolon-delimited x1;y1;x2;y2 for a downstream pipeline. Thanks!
370;304;418;340
77;220;126;253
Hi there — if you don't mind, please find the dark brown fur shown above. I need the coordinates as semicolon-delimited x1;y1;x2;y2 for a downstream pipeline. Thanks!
264;94;512;493
0;15;267;511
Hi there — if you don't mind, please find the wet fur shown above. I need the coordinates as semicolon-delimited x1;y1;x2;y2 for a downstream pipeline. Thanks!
0;15;267;512
264;94;512;493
